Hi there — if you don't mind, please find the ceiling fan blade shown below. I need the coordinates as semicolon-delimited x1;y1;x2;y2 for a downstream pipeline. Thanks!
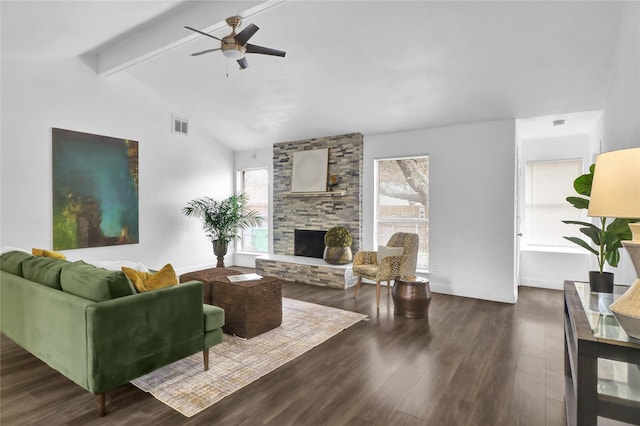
237;57;249;70
190;48;221;56
246;43;286;57
235;23;259;46
185;26;223;42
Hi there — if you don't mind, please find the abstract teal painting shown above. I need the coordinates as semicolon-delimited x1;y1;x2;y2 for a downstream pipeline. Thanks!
52;128;139;250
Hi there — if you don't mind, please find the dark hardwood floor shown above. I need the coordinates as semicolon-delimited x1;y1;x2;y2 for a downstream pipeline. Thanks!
1;271;566;425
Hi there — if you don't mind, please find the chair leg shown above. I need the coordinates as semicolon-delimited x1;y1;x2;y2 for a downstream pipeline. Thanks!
203;348;209;371
353;276;363;298
95;392;106;417
376;281;381;308
387;280;391;295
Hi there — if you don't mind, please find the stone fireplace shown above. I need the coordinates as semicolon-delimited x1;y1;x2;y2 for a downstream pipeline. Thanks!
255;132;363;289
272;132;363;254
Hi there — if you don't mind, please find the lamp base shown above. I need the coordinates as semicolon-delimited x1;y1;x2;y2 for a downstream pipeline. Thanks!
609;241;640;339
610;278;640;339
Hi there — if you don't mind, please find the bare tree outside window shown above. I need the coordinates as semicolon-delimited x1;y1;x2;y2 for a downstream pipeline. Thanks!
376;157;429;269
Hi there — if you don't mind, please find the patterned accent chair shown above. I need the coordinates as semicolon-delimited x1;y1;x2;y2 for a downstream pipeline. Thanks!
352;232;419;308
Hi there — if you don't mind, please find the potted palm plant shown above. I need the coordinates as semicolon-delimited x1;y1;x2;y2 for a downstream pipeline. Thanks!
182;192;263;268
563;164;636;292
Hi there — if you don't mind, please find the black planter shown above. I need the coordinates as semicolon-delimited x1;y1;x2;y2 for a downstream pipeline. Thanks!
589;271;614;293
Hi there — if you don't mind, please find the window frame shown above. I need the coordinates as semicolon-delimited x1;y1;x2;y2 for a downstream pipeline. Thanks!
374;155;430;271
236;167;269;254
522;158;585;250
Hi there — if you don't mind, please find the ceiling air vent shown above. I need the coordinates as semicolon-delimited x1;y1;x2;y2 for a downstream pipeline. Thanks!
172;115;189;135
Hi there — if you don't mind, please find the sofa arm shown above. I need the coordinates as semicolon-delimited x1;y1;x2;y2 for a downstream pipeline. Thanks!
1;271;94;390
85;281;205;393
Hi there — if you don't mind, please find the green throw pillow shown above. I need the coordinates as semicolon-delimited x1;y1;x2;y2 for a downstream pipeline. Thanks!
21;256;68;289
60;261;133;302
0;251;33;276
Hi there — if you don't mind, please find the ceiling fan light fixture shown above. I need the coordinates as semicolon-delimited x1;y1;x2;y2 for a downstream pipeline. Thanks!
222;46;245;60
185;16;285;67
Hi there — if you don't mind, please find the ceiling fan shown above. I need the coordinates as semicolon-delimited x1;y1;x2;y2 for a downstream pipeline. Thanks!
185;16;286;70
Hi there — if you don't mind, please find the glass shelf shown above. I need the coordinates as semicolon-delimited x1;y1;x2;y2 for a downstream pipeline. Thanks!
574;281;636;343
598;359;640;403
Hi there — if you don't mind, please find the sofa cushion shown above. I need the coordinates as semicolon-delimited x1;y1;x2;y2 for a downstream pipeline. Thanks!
0;250;33;276
21;256;67;289
122;264;178;293
60;261;132;302
32;248;66;260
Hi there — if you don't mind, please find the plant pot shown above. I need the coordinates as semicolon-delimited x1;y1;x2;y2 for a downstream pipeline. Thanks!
323;246;353;265
212;240;228;268
589;271;614;293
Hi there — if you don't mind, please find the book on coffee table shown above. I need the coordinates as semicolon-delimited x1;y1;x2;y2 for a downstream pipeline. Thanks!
227;273;263;282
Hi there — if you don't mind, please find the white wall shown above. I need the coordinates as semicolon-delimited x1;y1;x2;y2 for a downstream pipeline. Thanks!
517;134;593;289
602;0;640;286
364;120;517;303
603;0;640;153
0;57;234;274
233;147;274;268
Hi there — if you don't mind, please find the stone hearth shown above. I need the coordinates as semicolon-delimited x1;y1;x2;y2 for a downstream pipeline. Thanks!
255;255;356;289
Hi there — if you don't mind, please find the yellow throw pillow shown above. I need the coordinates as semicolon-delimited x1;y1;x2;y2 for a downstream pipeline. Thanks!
122;264;178;293
32;248;66;260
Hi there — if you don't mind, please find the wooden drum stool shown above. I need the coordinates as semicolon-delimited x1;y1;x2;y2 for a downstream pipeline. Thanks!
392;276;431;319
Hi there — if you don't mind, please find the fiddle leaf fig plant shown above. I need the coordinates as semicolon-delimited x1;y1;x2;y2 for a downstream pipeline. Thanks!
563;164;638;272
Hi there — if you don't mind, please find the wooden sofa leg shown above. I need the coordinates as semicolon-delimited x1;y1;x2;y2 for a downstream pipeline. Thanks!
353;276;363;298
203;348;209;371
95;392;106;417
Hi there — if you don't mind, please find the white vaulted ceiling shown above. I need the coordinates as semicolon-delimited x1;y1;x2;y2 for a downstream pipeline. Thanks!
1;1;626;150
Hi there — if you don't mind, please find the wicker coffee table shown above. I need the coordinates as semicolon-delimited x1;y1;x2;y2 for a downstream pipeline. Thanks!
211;275;282;339
179;267;243;305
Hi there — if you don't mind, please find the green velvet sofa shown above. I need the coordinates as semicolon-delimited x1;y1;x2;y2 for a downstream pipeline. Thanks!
0;250;225;416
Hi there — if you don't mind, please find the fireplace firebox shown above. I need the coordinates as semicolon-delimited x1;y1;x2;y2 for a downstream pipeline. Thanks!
294;229;327;258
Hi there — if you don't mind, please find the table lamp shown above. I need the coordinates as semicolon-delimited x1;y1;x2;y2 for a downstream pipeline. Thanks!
588;147;640;339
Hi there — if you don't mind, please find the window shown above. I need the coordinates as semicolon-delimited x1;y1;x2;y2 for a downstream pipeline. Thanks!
375;156;429;270
237;168;269;252
523;159;583;248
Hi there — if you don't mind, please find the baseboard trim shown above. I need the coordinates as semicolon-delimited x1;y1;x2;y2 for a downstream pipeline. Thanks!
429;283;517;304
518;279;564;291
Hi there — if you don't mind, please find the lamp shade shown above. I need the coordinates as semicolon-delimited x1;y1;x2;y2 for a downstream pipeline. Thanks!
588;147;640;219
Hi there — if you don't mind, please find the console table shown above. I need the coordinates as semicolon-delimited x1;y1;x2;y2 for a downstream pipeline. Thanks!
564;280;640;426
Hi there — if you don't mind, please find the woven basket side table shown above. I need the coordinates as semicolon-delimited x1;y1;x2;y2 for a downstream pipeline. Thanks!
179;267;242;305
212;276;283;339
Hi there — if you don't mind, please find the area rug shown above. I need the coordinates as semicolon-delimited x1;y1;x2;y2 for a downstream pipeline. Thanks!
131;298;367;417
